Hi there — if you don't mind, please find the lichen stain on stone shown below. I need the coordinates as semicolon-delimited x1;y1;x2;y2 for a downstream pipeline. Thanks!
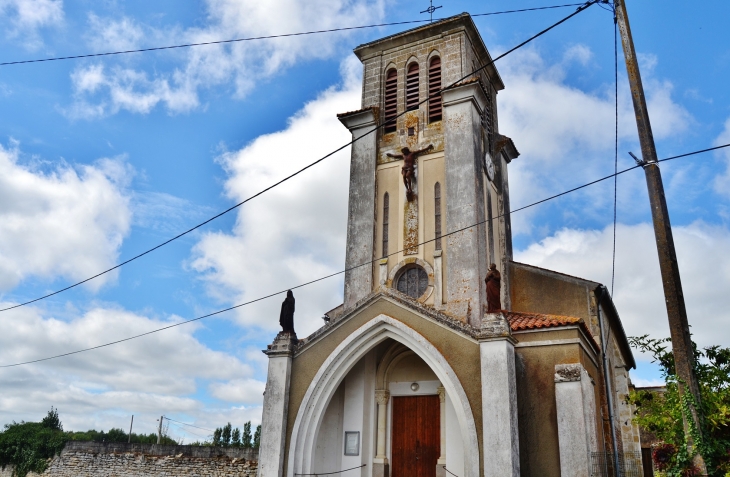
403;197;419;255
404;112;420;149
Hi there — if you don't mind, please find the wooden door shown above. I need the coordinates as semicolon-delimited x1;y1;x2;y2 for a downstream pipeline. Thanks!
391;395;440;477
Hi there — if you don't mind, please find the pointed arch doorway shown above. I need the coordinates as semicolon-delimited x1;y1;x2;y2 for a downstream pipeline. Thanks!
287;314;480;477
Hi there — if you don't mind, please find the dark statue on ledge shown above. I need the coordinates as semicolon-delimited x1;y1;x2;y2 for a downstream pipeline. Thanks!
485;263;502;313
279;290;296;335
386;144;434;201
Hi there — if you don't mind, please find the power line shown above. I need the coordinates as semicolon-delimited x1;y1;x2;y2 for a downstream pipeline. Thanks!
2;142;726;369
0;1;598;313
168;422;208;440
0;4;585;67
163;416;215;434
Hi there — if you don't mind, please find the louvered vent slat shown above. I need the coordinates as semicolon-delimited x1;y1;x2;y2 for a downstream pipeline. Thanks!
428;57;442;122
384;69;398;133
406;63;419;111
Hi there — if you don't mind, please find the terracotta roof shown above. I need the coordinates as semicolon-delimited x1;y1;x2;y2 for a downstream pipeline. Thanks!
506;311;580;331
506;311;600;352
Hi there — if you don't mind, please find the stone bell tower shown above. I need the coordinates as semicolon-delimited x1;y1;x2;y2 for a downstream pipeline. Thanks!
337;13;519;327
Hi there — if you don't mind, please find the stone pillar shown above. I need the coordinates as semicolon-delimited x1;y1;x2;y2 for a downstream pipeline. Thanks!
379;258;389;289
259;333;297;477
436;385;446;477
478;313;520;477
338;109;378;310
433;250;443;309
442;83;489;326
555;363;598;477
374;389;390;477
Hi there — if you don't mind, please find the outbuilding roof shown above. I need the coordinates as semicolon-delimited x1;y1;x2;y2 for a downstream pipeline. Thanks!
506;311;600;352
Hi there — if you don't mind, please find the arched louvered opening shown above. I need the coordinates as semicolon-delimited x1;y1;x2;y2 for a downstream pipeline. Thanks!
482;88;493;151
384;69;398;134
428;57;442;122
382;192;390;257
406;63;419;111
434;182;442;250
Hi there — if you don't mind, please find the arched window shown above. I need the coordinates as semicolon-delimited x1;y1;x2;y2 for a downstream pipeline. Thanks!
384;69;398;134
434;182;442;250
382;192;389;257
428;57;442;122
396;265;429;298
406;62;419;111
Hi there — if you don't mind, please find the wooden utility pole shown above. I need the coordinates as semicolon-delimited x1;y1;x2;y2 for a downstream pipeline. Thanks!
614;0;706;472
157;415;163;445
128;415;134;444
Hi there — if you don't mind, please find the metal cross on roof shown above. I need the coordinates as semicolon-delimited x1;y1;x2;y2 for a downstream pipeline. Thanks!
420;0;442;22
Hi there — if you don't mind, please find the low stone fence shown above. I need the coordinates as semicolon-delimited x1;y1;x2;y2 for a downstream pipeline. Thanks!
1;442;259;477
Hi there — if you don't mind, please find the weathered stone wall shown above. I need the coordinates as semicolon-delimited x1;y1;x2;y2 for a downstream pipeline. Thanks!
1;442;258;477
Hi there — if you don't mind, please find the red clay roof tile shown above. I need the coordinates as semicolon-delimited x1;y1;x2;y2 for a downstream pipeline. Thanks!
505;311;599;352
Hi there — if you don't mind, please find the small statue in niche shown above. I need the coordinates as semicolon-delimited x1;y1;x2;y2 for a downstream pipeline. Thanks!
386;144;434;201
485;263;502;313
279;290;296;335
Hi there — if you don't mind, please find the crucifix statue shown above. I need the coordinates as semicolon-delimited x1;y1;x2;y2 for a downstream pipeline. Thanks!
387;145;433;201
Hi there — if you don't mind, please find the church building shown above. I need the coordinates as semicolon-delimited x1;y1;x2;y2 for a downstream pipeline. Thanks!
258;14;642;477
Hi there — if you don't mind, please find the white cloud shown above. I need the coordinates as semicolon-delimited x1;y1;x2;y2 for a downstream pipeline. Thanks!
562;44;593;66
0;303;263;435
67;0;385;118
0;0;63;48
713;116;730;197
631;377;665;388
0;144;132;291
497;47;692;236
189;58;361;337
86;13;144;52
515;221;730;354
209;378;265;404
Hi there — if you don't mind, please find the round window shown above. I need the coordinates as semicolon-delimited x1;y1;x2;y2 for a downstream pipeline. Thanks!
395;265;428;299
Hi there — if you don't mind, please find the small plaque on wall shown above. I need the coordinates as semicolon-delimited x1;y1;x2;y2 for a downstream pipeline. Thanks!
344;431;360;456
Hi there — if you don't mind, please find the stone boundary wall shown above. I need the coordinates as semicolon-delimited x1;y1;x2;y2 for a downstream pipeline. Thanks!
63;441;259;460
1;442;259;477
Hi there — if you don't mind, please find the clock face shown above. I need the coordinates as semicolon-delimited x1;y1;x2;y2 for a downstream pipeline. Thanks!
485;153;495;181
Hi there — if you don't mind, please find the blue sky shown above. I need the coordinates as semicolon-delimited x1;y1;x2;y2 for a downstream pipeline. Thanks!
1;0;729;442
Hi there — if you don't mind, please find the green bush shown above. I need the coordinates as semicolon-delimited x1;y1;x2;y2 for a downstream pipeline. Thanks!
628;336;730;476
0;409;68;477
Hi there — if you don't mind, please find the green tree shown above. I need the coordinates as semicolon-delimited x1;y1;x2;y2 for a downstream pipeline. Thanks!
253;425;261;449
242;421;252;448
212;427;222;446
40;407;62;432
0;409;68;477
221;423;232;447
628;335;730;476
231;427;241;447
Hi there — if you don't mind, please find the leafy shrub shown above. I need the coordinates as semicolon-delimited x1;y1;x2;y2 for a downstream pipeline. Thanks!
629;336;730;476
0;409;68;477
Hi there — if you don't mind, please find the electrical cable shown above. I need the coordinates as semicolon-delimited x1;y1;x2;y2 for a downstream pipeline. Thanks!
163;416;215;433
0;4;586;67
168;422;208;440
0;1;599;313
611;2;619;297
1;142;726;369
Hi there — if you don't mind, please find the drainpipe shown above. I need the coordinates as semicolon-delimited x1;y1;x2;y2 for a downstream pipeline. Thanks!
596;285;621;477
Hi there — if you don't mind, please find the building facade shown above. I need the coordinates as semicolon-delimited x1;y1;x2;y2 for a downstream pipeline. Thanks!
258;14;641;477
